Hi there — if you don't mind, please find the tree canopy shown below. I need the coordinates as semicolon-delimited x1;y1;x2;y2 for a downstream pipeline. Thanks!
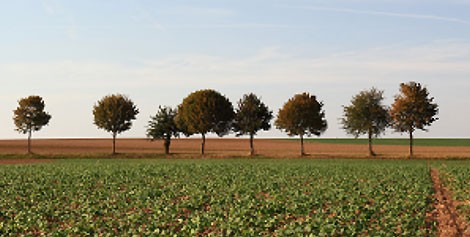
233;93;273;156
93;94;139;154
146;106;179;155
175;89;234;155
390;81;438;158
275;92;327;156
13;95;52;154
341;88;389;156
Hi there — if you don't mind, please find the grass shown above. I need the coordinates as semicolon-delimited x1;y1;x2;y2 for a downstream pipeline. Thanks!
302;138;470;147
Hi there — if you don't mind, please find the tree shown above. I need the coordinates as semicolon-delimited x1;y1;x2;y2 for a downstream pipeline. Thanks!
13;95;52;154
233;93;273;156
146;106;179;155
341;88;390;157
175;89;234;155
93;94;139;155
390;81;438;159
275;93;327;156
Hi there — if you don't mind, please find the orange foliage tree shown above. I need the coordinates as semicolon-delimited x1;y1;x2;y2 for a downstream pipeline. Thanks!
390;82;438;159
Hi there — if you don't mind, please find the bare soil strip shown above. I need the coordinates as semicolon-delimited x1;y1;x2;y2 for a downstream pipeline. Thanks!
1;138;470;158
430;168;469;236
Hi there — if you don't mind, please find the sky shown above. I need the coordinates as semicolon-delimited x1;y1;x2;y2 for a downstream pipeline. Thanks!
1;0;470;139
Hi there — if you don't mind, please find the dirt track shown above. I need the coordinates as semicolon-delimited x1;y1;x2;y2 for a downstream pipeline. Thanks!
430;168;470;236
0;138;469;158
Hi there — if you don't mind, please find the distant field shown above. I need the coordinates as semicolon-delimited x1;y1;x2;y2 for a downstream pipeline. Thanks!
1;138;470;158
305;138;470;147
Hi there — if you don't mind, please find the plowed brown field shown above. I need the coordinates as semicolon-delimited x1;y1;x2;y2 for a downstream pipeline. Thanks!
1;138;469;158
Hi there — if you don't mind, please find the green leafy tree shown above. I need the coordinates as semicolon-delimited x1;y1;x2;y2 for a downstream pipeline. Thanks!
390;81;438;159
341;88;390;157
146;106;179;155
233;93;273;156
275;93;327;156
175;89;234;155
93;94;139;155
13;95;52;154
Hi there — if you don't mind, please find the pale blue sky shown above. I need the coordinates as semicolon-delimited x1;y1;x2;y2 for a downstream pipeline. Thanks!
1;0;470;139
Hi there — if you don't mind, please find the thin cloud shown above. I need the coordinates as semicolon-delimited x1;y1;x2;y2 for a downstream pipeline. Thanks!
131;7;165;30
283;5;470;25
166;23;302;29
41;0;60;15
3;42;469;89
160;6;234;17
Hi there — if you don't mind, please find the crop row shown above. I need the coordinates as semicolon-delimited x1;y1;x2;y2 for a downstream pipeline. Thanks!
437;161;470;222
0;159;435;236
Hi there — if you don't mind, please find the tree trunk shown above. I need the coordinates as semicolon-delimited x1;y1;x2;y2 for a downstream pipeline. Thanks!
300;134;305;156
368;130;375;157
249;133;255;156
27;130;32;154
164;136;171;155
409;130;413;159
201;133;206;155
112;133;117;155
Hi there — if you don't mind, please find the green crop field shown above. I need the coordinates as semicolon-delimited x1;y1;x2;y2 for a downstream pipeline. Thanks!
0;158;458;236
304;138;470;147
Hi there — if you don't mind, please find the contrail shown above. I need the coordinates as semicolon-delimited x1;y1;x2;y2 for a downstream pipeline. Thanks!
282;5;470;25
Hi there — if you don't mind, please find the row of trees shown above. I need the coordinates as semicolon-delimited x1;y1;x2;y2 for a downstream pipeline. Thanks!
341;82;438;158
12;81;438;158
148;91;275;156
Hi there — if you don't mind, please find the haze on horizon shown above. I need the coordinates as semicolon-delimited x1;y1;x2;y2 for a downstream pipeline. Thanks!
1;0;469;139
